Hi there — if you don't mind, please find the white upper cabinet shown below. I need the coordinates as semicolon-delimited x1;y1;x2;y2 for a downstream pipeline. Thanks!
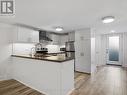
49;32;75;45
60;35;69;45
13;27;39;43
68;32;75;41
50;34;60;45
12;27;75;44
30;31;39;43
48;34;69;45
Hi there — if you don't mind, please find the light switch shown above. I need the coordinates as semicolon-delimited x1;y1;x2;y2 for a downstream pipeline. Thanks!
80;52;84;56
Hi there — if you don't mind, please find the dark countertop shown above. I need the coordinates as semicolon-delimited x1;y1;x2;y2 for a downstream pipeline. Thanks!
11;54;74;63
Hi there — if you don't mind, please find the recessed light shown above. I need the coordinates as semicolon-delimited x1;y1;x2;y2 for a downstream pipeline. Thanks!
102;16;115;23
111;30;115;33
55;27;63;31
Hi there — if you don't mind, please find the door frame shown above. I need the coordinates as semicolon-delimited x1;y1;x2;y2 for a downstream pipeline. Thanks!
106;34;123;66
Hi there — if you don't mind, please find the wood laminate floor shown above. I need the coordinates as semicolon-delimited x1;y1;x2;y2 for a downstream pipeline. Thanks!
72;65;127;95
0;79;44;95
0;66;126;95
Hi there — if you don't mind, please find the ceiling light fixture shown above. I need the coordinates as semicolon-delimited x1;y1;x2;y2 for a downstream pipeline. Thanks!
111;30;115;33
55;27;63;32
102;16;115;23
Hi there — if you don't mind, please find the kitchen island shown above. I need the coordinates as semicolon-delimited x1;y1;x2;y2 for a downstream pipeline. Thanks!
11;54;74;95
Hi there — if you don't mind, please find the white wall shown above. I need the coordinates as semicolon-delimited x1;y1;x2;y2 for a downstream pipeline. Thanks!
0;24;13;80
95;34;102;66
75;28;91;73
96;33;127;67
95;34;107;66
91;30;96;73
122;33;127;67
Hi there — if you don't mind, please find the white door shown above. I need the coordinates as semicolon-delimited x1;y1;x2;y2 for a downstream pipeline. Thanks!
106;35;122;65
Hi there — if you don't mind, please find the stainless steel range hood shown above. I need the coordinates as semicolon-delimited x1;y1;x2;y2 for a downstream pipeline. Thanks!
39;30;52;42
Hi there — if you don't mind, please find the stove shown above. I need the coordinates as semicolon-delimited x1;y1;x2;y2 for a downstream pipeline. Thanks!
34;53;51;57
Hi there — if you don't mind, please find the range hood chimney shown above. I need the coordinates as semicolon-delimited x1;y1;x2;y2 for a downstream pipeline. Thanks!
39;30;52;42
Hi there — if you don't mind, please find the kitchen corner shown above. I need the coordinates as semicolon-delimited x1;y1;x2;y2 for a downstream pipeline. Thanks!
11;28;75;95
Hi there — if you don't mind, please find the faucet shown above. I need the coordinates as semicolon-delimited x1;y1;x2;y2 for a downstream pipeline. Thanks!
30;47;35;56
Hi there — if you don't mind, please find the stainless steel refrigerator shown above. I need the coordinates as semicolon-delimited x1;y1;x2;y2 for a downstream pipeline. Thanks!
65;41;75;58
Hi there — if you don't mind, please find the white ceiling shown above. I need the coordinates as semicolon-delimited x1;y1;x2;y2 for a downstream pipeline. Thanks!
0;0;127;34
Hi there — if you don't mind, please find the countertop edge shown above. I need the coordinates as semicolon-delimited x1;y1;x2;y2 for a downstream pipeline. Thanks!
11;55;74;63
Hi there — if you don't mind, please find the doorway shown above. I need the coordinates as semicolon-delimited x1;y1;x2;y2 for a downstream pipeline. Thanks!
106;35;121;65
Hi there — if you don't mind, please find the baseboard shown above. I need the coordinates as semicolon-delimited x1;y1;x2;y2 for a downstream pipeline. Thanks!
75;70;91;75
122;64;127;68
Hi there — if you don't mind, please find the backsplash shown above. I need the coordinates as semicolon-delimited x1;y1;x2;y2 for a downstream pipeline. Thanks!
12;43;35;55
46;45;60;53
12;43;65;55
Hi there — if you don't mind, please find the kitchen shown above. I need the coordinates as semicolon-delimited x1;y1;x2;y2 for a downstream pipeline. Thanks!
0;23;93;95
1;0;127;95
11;26;75;95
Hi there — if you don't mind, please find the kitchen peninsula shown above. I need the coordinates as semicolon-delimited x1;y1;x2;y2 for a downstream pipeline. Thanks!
12;53;74;62
11;53;74;95
11;27;75;95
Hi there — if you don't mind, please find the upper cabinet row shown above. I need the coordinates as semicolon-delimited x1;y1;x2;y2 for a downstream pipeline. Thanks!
68;32;75;41
13;27;75;45
13;27;39;43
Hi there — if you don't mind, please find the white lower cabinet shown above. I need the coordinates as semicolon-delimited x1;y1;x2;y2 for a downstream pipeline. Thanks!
12;57;74;95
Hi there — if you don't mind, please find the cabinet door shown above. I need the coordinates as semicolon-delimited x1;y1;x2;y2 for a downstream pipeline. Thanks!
17;27;31;42
60;35;68;45
17;27;39;43
68;32;75;41
51;34;60;45
31;31;39;43
12;27;18;43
